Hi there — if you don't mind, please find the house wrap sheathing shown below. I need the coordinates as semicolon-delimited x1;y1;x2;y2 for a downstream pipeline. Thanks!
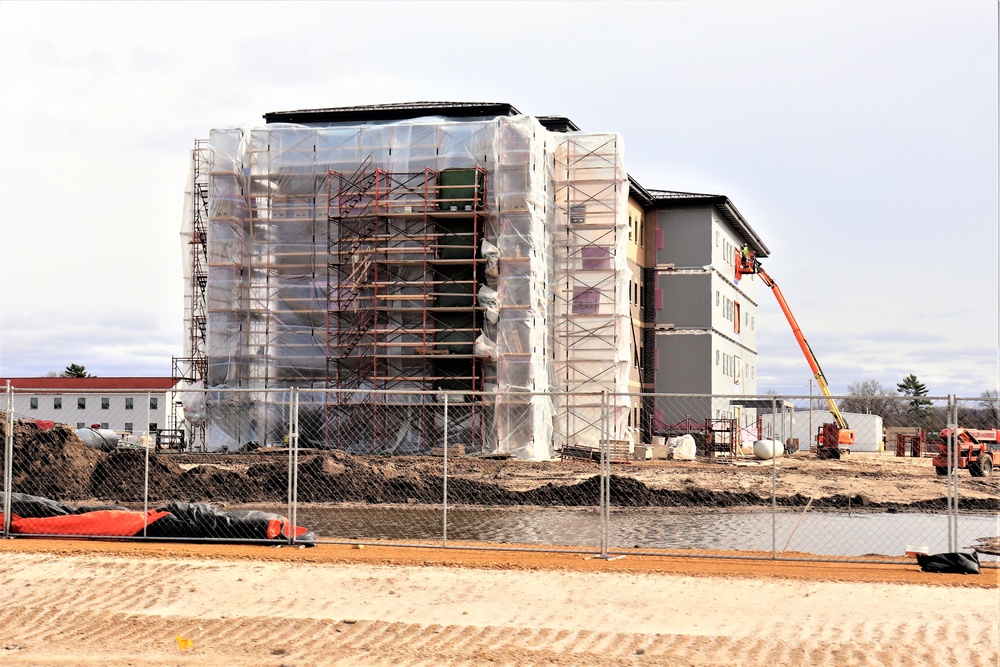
180;115;630;459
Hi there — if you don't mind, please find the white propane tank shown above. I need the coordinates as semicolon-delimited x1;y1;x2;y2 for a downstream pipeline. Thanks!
76;426;120;452
753;439;784;460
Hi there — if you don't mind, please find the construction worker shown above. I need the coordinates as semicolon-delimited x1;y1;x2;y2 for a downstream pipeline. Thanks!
741;243;750;260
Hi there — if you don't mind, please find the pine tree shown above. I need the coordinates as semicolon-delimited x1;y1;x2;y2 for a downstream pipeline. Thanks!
61;364;92;378
897;374;931;419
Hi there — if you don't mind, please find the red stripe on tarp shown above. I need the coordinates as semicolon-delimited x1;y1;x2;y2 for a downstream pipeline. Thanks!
2;510;171;537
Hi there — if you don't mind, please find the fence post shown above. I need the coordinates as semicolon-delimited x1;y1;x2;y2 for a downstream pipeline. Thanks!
289;388;300;545
600;391;610;559
143;391;151;538
947;395;959;552
443;392;449;547
4;381;13;538
771;396;778;559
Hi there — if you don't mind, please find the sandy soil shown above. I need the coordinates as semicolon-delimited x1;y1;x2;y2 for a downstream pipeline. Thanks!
0;540;996;667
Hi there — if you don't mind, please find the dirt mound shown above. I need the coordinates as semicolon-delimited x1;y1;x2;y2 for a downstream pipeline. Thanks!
168;465;277;503
0;415;104;501
91;449;184;502
1;422;996;513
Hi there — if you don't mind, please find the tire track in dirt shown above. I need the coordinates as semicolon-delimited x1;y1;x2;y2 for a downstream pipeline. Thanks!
2;609;997;667
0;552;996;667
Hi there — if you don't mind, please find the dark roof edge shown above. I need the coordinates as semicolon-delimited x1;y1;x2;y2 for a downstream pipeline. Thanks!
535;115;581;133
633;189;770;257
627;176;655;207
264;102;521;125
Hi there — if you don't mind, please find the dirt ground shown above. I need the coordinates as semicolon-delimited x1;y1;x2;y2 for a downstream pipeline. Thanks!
3;416;998;511
0;539;996;667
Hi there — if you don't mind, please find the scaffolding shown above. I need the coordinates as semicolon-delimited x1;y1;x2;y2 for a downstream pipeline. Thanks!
553;134;630;450
322;164;490;453
180;115;632;458
174;139;212;449
176;139;211;384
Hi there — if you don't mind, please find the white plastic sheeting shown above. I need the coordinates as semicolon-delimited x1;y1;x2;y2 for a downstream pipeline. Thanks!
180;114;629;458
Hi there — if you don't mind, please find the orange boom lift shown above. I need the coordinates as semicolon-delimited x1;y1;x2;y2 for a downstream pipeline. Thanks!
736;249;856;458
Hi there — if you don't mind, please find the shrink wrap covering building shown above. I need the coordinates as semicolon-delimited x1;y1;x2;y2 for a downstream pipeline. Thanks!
180;112;629;459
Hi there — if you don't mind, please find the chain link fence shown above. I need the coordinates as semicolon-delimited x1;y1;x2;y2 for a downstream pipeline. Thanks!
2;384;997;565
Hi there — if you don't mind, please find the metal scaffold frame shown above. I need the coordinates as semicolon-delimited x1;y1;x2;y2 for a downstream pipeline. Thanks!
173;139;212;450
553;134;629;449
323;163;490;454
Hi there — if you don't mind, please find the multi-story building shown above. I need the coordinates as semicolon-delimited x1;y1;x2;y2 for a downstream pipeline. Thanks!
642;191;768;426
2;377;178;434
176;102;768;458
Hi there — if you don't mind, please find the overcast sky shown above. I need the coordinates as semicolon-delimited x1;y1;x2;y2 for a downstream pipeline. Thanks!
1;1;997;398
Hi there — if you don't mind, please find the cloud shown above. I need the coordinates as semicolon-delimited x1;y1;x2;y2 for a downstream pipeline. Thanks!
0;1;997;399
1;310;179;378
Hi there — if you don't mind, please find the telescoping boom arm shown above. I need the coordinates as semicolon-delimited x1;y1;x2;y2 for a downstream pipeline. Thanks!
753;268;850;430
735;250;850;432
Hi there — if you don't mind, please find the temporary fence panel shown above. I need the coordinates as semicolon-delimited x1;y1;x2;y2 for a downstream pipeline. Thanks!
606;393;997;564
1;385;996;564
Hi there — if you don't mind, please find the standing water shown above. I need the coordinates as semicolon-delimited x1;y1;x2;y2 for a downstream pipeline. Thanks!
273;505;999;560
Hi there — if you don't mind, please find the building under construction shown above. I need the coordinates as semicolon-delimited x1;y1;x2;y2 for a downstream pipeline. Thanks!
176;102;769;458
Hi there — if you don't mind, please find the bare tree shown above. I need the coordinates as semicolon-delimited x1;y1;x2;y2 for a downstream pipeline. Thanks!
977;389;999;427
839;379;904;425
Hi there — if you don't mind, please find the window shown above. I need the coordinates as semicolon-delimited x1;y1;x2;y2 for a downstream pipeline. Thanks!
78;397;86;410
572;287;600;314
124;423;133;433
734;301;741;334
30;397;38;410
100;422;109;429
716;231;720;247
751;316;755;330
54;398;62;410
716;350;720;365
629;216;633;240
76;422;85;429
638;218;643;246
639;346;644;370
149;423;158;432
101;397;110;410
125;397;134;410
639;285;645;311
581;246;610;269
734;356;742;384
150;397;158;410
716;290;720;306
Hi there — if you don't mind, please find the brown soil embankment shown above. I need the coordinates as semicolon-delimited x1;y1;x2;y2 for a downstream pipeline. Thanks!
2;416;998;511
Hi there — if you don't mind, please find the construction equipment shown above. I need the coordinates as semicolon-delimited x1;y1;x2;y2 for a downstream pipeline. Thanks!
932;428;999;477
736;250;855;458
